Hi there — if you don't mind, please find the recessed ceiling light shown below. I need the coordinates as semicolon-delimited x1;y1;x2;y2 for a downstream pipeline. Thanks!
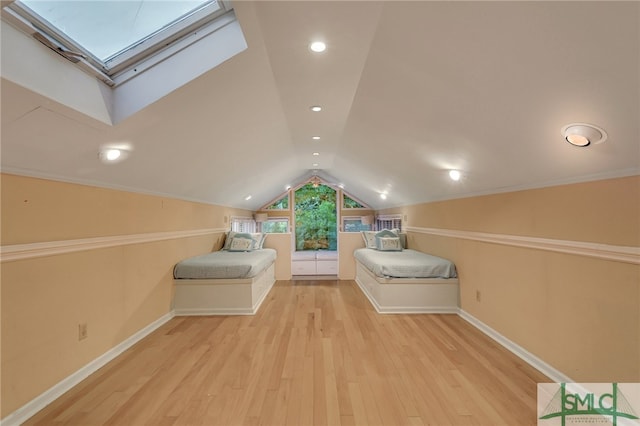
380;193;387;200
449;170;461;181
313;152;320;156
105;149;121;161
98;144;131;164
285;184;292;191
312;136;321;140
312;163;319;167
562;123;607;147
244;195;252;201
309;41;326;53
310;105;322;112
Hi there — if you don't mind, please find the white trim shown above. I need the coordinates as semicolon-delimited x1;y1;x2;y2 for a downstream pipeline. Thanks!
0;311;175;426
354;261;460;314
405;226;640;265
173;264;276;316
458;310;573;383
0;228;227;263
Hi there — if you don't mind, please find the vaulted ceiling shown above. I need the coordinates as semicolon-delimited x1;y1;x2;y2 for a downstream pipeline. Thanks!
1;1;638;210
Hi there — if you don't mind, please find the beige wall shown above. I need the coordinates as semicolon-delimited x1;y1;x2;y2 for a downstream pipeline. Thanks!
263;233;292;280
338;232;365;279
0;173;252;418
379;176;640;382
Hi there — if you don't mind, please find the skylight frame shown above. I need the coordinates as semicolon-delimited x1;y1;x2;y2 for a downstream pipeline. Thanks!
3;0;232;82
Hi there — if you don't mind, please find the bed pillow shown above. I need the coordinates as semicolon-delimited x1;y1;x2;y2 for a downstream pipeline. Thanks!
375;229;399;238
252;232;266;249
361;231;377;249
228;236;255;252
222;231;237;250
223;232;265;250
375;236;403;251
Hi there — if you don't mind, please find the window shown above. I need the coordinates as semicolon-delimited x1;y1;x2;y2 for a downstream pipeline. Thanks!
260;218;289;233
342;217;372;232
265;194;289;210
4;0;233;82
294;183;337;251
343;194;367;209
376;215;402;232
230;216;256;233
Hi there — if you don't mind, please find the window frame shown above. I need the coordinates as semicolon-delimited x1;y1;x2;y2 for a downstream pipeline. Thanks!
375;214;402;232
342;216;373;232
3;0;233;83
341;192;370;210
230;216;256;233
259;217;290;234
263;193;291;211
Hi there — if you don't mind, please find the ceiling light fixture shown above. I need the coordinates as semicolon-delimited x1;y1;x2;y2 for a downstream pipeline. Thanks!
98;143;131;164
312;136;321;140
449;170;461;181
312;162;319;167
380;193;387;200
562;123;607;147
313;152;320;156
244;195;252;201
309;41;326;53
105;149;121;161
310;105;322;112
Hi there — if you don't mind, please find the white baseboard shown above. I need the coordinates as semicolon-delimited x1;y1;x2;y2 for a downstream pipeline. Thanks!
458;309;573;383
1;311;175;426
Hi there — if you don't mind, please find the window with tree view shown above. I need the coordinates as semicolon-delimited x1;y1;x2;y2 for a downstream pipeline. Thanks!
343;194;366;208
266;194;289;210
294;183;337;251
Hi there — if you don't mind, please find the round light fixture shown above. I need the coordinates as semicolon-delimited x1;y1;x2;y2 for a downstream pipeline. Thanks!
561;123;607;147
380;193;387;200
309;41;326;53
449;170;461;181
105;149;121;161
244;195;252;201
98;143;132;164
310;105;322;112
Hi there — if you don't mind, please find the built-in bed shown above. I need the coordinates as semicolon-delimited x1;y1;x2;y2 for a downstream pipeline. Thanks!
354;230;459;313
173;232;276;315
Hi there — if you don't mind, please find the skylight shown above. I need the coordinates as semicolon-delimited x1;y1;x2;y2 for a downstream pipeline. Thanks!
2;0;247;124
5;0;229;81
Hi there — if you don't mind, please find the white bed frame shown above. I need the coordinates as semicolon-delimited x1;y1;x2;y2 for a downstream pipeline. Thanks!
173;263;276;315
354;261;459;314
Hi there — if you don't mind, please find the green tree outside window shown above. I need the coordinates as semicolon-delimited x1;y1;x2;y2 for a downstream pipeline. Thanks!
294;183;337;251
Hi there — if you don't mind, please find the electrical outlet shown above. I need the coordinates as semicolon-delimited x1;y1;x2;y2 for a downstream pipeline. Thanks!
476;290;481;302
78;323;88;341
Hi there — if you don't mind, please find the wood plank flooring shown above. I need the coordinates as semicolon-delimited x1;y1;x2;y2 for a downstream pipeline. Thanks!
25;280;550;425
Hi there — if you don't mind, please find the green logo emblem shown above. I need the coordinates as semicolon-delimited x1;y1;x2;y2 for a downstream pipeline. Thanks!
539;383;639;426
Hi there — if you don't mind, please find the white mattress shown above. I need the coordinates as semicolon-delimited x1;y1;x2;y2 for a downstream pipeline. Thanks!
353;248;457;279
174;248;277;279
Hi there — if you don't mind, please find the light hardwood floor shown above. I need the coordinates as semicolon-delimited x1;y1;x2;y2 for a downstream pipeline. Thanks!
25;280;550;425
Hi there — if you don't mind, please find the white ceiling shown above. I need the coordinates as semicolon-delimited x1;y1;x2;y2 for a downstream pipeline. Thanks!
1;1;639;210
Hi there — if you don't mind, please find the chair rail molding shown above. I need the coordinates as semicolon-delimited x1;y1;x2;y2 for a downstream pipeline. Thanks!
0;227;228;263
404;226;640;265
